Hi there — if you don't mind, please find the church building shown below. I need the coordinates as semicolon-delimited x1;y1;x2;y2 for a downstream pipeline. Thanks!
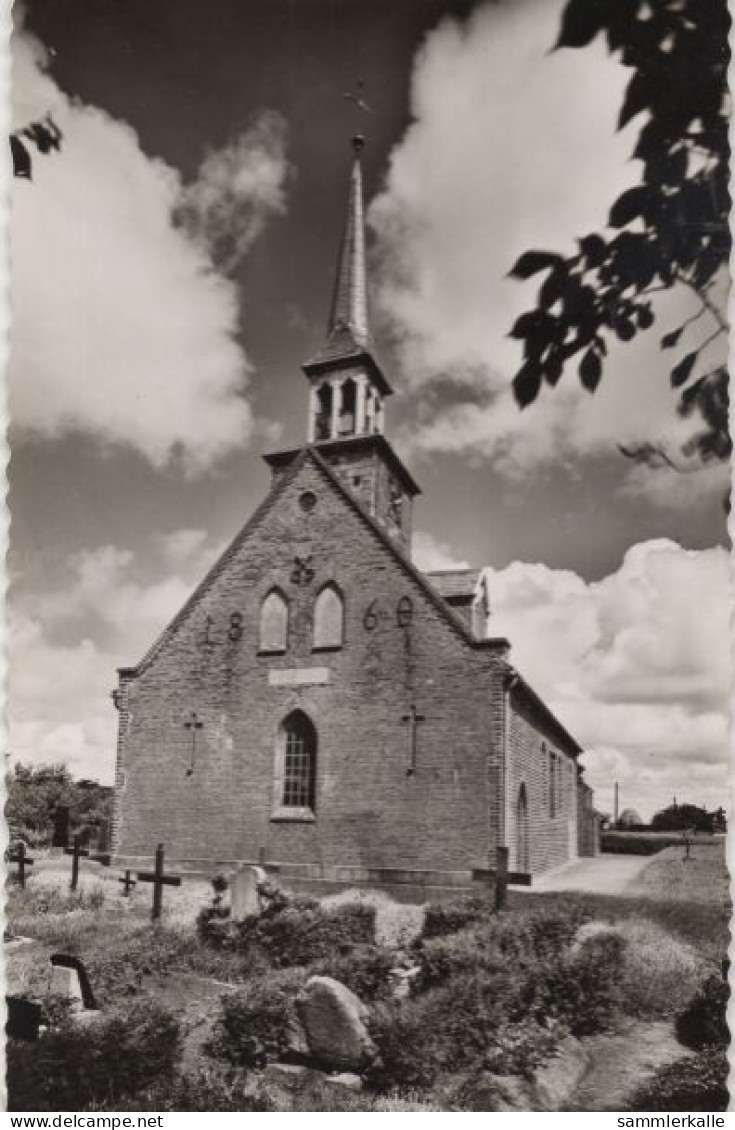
111;136;596;895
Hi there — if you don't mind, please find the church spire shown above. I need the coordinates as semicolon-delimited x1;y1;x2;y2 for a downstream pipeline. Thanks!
302;134;393;446
326;134;369;350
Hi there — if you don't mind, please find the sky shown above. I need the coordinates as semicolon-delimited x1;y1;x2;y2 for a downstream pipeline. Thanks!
9;0;730;820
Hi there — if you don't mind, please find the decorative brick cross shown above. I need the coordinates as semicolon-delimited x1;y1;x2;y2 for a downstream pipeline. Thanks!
184;711;203;775
137;843;181;922
64;834;89;892
401;704;426;776
290;555;315;585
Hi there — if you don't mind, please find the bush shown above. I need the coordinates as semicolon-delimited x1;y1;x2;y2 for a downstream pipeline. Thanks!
614;920;704;1019
85;925;201;1003
207;969;304;1067
366;976;561;1093
7;1001;180;1111
676;974;729;1050
629;1048;728;1111
314;943;396;1001
601;832;684;855
536;931;626;1036
422;895;487;939
198;892;376;968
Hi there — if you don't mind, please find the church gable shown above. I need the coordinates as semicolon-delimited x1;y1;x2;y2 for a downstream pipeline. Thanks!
120;449;503;687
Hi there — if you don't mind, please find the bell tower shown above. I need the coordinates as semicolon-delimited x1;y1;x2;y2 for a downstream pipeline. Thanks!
265;135;420;554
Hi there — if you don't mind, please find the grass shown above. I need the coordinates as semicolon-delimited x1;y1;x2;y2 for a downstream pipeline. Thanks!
509;843;729;963
6;843;728;1112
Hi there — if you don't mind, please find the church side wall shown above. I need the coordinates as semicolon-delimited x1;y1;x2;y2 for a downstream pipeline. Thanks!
506;691;579;875
113;457;506;882
576;781;597;857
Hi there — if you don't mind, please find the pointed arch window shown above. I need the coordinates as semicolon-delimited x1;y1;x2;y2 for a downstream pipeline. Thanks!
312;583;344;651
272;710;317;819
259;588;289;654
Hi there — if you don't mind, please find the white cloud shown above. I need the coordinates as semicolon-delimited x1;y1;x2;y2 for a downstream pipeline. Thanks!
10;18;289;471
483;540;730;818
9;530;224;780
176;112;291;275
412;531;470;571
371;0;727;503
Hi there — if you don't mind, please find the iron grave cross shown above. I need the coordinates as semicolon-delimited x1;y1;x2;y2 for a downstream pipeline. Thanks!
402;704;426;776
184;711;203;775
137;843;181;922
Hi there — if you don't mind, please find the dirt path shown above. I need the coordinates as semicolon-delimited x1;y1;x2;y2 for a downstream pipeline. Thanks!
567;1021;691;1111
525;854;653;895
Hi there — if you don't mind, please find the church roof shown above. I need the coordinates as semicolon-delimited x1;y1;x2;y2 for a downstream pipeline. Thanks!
425;569;481;601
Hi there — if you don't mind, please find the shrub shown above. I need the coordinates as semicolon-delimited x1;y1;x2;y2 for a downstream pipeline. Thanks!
314;943;396;1001
85;925;200;1002
629;1048;728;1111
676;974;730;1050
541;931;626;1036
601;832;682;855
207;969;304;1067
615;920;704;1019
7;1001;180;1111
422;895;488;939
198;893;376;968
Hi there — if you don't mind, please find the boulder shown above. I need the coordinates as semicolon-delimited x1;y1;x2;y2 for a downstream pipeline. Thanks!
296;976;375;1070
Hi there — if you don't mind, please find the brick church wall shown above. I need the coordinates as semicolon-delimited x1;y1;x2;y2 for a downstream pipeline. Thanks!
506;689;579;874
113;455;507;883
576;780;598;857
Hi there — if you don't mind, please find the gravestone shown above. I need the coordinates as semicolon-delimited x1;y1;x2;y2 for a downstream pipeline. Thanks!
296;976;376;1070
230;865;260;921
6;996;44;1041
49;953;97;1013
96;819;110;854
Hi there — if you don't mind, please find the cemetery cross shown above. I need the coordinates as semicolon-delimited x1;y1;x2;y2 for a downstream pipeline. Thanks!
64;834;90;892
137;843;181;922
13;841;34;889
118;869;136;896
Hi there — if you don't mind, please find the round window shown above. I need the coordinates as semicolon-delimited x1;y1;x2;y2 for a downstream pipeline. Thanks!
299;491;317;513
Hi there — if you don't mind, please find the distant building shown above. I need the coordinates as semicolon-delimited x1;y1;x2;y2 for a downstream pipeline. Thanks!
111;137;597;895
617;808;644;829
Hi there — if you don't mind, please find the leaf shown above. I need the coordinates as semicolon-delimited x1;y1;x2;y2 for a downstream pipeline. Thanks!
539;269;566;310
509;251;562;280
509;310;553;341
609;187;652;228
618;72;651;130
670;351;698;388
614;316;636;342
10;135;31;179
555;0;607;49
579;234;607;267
513;360;542;409
579;349;602;392
637;305;654;329
661;327;683;349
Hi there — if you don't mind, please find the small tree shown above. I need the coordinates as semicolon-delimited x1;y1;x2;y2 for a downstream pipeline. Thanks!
651;803;714;834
